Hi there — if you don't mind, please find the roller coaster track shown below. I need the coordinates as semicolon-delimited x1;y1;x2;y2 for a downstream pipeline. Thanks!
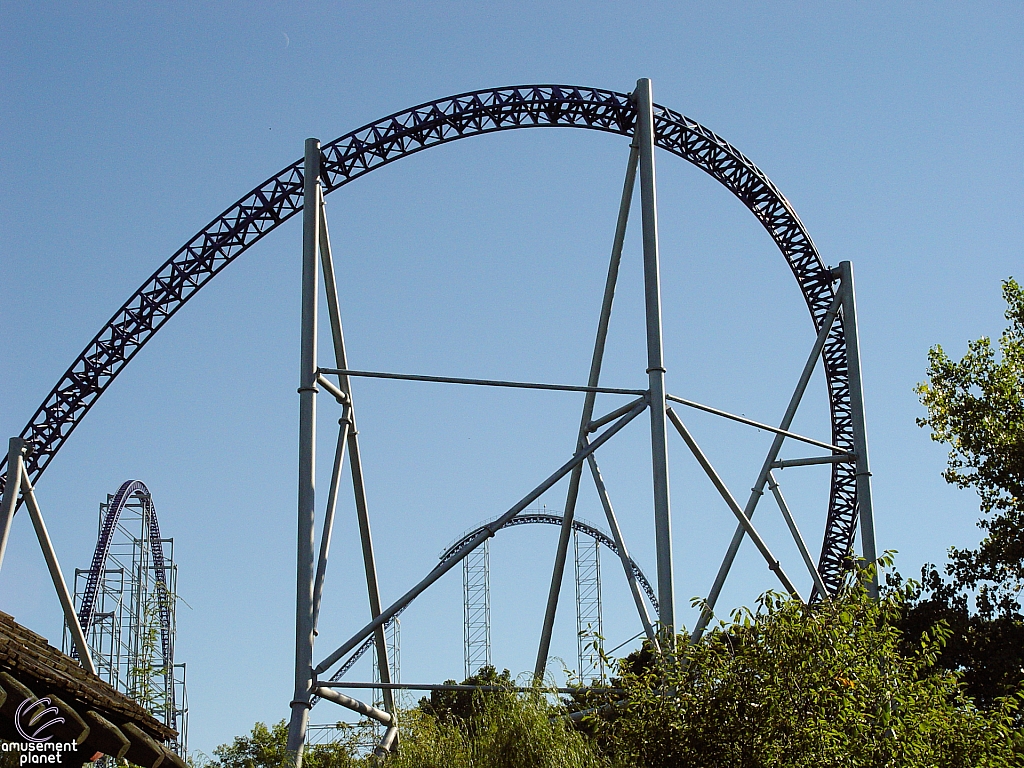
314;512;657;700
440;513;658;613
74;479;176;730
0;84;856;595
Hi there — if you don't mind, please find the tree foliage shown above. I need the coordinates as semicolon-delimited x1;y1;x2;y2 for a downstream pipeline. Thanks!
206;577;1023;767
393;688;604;768
915;277;1024;595
207;720;358;768
203;692;604;768
416;665;514;727
898;277;1024;705
594;575;1023;767
893;565;1024;708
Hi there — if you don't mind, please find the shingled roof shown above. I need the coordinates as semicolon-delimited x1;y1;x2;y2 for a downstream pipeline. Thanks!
0;611;184;768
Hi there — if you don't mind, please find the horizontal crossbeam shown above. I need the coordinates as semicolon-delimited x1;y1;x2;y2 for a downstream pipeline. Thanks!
315;681;625;695
772;454;855;469
665;393;844;454
318;368;647;396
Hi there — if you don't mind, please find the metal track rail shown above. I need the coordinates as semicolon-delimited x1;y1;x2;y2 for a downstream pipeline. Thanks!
0;84;856;595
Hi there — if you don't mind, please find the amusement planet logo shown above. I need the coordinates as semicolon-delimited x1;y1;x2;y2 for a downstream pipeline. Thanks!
15;697;64;742
2;696;78;765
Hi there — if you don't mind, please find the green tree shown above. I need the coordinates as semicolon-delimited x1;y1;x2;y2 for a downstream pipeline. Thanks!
207;697;605;768
394;689;605;768
892;565;1024;707
900;277;1024;704
594;573;1023;768
416;665;514;727
208;720;358;768
915;277;1024;596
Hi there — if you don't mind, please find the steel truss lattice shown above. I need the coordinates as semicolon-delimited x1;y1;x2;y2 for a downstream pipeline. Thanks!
574;530;603;683
462;540;490;679
63;480;188;755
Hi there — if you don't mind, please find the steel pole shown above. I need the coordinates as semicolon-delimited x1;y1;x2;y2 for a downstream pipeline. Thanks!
635;77;675;636
0;438;26;572
312;413;350;634
19;473;96;674
586;452;657;645
838;261;877;596
534;142;638;680
286;138;320;763
766;471;831;598
666;407;801;598
317;193;394;714
316;368;645;396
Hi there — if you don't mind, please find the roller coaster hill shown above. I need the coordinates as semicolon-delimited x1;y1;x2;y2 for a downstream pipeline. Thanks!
0;79;877;765
0;474;187;764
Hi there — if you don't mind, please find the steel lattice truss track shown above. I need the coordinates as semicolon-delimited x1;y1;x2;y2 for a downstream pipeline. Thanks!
0;84;856;595
313;511;658;704
74;479;177;731
440;513;659;613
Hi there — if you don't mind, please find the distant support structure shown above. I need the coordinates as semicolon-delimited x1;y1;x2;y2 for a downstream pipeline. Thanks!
444;511;657;682
65;480;188;755
463;540;491;679
574;529;603;682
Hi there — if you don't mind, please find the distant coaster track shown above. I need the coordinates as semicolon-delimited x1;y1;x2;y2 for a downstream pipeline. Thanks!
74;479;177;730
314;511;657;701
0;84;857;595
439;513;659;612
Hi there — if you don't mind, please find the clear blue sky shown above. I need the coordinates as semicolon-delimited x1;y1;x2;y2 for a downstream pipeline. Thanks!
1;1;1021;756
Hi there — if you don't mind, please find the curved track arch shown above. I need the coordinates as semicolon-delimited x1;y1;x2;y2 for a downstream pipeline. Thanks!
76;480;178;733
440;513;659;614
0;84;857;594
76;480;173;670
315;512;657;698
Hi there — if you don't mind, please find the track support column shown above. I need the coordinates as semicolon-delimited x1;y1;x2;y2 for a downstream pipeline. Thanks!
287;138;321;765
635;78;675;637
533;142;639;681
0;438;26;572
317;189;396;717
837;261;877;596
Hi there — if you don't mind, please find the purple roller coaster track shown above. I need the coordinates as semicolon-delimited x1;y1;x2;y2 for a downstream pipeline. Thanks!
0;84;862;596
0;80;879;765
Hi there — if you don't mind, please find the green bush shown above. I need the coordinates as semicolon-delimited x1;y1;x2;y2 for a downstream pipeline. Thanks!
209;576;1023;767
594;577;1023;768
391;687;605;768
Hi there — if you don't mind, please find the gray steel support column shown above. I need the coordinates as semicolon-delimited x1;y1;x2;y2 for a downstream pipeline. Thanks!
316;191;395;714
0;438;26;572
19;473;96;674
586;452;657;645
766;471;831;599
635;77;675;635
286;138;320;763
533;142;638;680
312;412;350;634
838;261;877;596
691;291;842;642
